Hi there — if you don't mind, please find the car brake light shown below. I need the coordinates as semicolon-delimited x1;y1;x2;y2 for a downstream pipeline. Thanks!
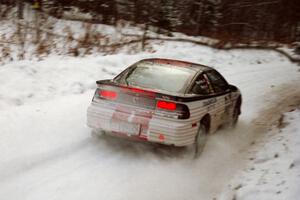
129;88;145;93
155;100;190;119
122;87;156;98
99;90;118;100
156;100;177;110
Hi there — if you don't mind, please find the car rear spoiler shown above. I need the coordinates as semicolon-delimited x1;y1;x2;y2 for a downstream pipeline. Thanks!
95;79;228;103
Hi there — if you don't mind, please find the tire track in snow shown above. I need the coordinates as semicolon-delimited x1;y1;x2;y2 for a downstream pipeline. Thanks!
0;137;94;182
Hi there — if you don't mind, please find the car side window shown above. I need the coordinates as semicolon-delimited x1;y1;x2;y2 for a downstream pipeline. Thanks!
205;70;229;93
191;74;212;95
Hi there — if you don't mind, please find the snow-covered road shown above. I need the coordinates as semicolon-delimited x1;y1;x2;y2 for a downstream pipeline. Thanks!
1;42;300;200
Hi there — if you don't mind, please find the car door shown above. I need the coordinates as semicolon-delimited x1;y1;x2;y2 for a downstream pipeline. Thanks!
204;70;232;125
189;73;221;131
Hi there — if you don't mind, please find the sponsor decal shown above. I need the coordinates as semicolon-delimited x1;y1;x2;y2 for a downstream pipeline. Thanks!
203;98;217;106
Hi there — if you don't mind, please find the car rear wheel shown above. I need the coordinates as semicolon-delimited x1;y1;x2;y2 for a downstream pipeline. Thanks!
91;129;106;137
231;105;240;128
194;123;208;158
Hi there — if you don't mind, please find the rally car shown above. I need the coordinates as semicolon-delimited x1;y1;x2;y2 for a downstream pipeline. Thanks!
87;58;242;156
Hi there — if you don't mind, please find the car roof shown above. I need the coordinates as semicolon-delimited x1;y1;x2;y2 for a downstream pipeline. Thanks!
138;58;213;72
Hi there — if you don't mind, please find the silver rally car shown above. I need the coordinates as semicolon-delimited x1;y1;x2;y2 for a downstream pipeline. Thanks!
87;58;242;155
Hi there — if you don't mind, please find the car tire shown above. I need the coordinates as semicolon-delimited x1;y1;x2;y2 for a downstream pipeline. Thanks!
91;129;106;137
194;123;208;158
231;105;240;128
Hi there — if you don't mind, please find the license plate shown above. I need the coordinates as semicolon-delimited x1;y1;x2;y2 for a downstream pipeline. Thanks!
110;121;140;135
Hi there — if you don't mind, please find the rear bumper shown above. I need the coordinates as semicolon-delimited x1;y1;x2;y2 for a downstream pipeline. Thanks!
87;102;198;146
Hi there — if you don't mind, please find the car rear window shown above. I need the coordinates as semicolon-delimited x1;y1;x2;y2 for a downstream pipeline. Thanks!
116;61;197;93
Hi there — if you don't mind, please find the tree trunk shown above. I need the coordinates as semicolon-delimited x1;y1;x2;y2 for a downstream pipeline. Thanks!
17;0;23;19
141;23;148;51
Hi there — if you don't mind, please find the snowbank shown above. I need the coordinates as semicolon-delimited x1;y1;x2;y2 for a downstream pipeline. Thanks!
220;109;300;200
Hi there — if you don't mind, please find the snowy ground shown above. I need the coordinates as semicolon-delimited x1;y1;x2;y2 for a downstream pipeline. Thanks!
220;109;300;200
1;41;300;200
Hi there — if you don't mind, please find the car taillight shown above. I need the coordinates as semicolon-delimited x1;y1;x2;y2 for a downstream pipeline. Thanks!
98;90;118;100
156;100;190;119
156;101;177;110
